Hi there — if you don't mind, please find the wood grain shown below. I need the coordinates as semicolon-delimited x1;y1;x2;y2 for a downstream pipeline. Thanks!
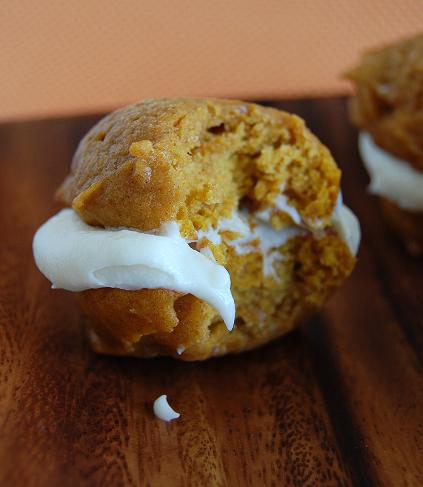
0;98;422;487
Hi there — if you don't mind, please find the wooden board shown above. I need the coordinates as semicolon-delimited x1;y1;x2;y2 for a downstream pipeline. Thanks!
0;98;422;487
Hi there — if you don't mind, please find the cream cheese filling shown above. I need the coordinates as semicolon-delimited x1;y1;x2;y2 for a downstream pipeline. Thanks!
197;211;305;279
331;194;360;256
208;204;359;258
359;131;423;211
33;209;235;330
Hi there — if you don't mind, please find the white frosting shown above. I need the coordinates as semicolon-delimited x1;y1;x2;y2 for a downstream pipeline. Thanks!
32;209;235;330
332;204;361;256
249;216;305;279
274;193;302;224
254;207;273;222
255;184;331;231
197;211;304;278
153;395;180;421
255;184;301;226
258;189;359;256
359;131;423;211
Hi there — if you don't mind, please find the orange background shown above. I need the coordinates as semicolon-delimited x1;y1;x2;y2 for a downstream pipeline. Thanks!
1;0;422;121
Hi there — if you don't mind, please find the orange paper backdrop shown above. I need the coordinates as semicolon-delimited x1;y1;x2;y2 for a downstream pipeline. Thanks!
1;0;422;120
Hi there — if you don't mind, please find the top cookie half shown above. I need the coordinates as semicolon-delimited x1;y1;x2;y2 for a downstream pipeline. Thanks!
57;98;341;236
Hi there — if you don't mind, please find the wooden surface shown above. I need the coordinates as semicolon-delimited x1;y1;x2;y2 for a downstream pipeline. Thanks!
0;98;422;487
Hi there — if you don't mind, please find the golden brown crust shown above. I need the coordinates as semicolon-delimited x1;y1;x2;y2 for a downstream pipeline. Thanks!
346;34;423;171
56;97;355;361
380;198;423;256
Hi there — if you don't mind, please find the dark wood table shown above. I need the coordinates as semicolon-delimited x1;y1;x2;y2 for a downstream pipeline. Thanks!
0;97;422;487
